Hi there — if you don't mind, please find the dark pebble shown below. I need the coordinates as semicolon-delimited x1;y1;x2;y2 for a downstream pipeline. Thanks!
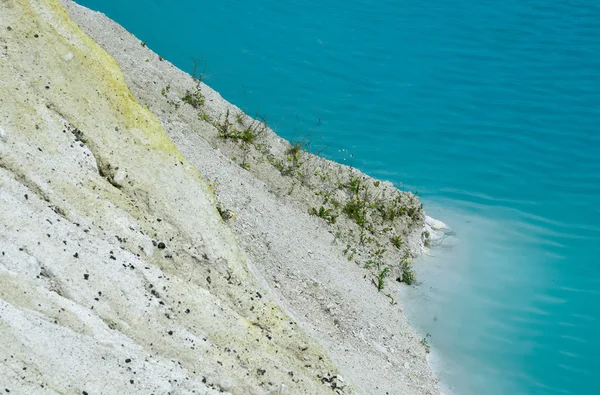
168;330;173;335
83;274;89;280
125;358;131;363
157;242;166;250
73;252;79;258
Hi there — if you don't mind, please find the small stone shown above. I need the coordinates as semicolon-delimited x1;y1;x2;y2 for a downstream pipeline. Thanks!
404;362;410;369
0;126;7;142
219;378;233;391
157;242;166;250
112;169;126;187
125;358;131;363
61;52;74;62
83;274;89;280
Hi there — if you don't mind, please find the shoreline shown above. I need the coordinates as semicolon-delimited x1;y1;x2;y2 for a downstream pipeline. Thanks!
62;1;449;393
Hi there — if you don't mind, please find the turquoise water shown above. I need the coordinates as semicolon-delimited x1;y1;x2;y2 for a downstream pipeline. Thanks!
77;0;600;393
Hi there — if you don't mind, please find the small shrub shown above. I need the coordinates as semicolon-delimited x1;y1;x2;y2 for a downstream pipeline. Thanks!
343;198;367;227
310;206;337;224
218;112;264;145
345;176;362;195
391;235;403;249
372;267;390;291
182;85;205;108
399;258;416;285
420;333;431;353
422;230;431;248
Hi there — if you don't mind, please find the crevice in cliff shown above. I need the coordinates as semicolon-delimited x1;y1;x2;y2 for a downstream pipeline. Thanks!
0;156;69;221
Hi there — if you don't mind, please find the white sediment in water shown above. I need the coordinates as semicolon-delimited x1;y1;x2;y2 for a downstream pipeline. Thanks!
1;0;449;393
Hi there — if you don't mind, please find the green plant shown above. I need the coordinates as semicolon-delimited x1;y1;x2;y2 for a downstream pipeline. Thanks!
236;111;245;125
216;203;234;221
217;111;265;145
182;85;205;108
399;258;416;285
420;333;431;353
141;41;146;47
343;198;367;227
364;260;381;270
391;235;403;249
422;230;431;248
310;206;337;224
372;267;390;291
345;176;362;195
159;55;164;61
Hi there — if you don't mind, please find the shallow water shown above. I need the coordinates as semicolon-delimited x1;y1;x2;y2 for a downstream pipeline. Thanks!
77;0;600;393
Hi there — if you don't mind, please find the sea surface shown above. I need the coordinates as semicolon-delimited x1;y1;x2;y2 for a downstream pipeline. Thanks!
77;1;600;394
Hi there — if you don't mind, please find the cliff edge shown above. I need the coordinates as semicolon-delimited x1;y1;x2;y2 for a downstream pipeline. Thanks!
0;1;346;393
0;0;446;394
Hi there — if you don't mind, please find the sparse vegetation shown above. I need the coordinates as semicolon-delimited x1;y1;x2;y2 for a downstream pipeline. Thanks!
420;333;431;353
310;206;337;224
208;181;235;221
342;198;367;228
423;230;431;247
391;235;403;249
399;258;416;285
216;109;265;144
191;95;427;292
216;203;235;221
372;267;390;291
182;85;205;108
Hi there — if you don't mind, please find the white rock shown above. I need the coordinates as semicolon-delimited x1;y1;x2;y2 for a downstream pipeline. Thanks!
269;384;288;395
219;378;233;392
27;255;41;273
425;216;449;231
61;52;74;62
112;169;127;187
0;125;7;142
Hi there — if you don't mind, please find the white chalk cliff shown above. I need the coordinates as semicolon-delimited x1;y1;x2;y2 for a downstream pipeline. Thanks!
0;1;444;394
